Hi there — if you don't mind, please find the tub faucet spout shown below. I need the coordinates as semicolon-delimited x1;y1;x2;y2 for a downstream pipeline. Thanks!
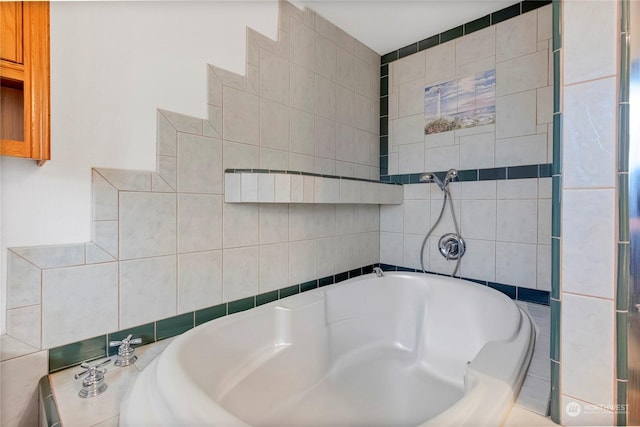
373;267;384;277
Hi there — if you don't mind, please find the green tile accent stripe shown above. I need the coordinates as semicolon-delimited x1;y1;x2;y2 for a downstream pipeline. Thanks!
381;0;551;64
39;376;61;427
618;380;629;426
550;298;560;361
617;1;631;424
156;312;194;340
617;311;629;381
550;0;561;422
383;163;552;185
47;265;376;373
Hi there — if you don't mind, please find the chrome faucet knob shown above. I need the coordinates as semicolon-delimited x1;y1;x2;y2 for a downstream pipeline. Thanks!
109;334;142;367
74;359;111;398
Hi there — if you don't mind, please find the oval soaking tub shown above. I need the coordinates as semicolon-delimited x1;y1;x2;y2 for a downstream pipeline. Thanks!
120;272;534;427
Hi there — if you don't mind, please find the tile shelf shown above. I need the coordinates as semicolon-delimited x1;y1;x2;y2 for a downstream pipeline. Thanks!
224;170;403;204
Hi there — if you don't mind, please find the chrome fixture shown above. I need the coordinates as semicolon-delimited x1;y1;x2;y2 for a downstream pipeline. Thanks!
419;169;466;276
373;267;384;277
75;359;111;398
438;233;466;260
109;334;142;367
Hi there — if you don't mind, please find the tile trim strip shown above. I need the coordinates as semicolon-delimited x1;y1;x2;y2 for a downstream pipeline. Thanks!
39;375;61;427
224;169;401;186
47;264;378;373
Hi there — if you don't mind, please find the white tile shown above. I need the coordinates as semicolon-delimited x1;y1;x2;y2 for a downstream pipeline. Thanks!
259;243;289;292
563;0;617;85
403;200;430;234
42;263;118;348
315;75;336;120
336;124;355;163
536;244;551;291
119;192;176;260
314;177;340;203
223;203;259;248
94;169;151;192
222;86;259;145
290;63;314;113
260;48;289;105
353;93;370;132
6;251;41;309
290;174;304;202
0;335;38;362
178;194;222;253
336;85;355;127
290;108;314;156
260;99;289;151
120;256;176;330
392;51;425;86
289;240;315;285
223;246;259;301
11;244;84;270
403;233;427;271
274;174;291;202
537;5;552;41
335;204;355;235
258;174;275;203
497;179;538;199
495;242;537;288
424;131;456;148
563;77;617;188
403;183;430;200
315;237;336;278
93;221;118;259
562;189;615;299
223;140;258;170
380;204;404;233
315;33;337;82
0;351;48;427
157;110;178;155
496;90;537;139
336;161;355;179
495;133;548;167
240;173;258;202
455;26;495;66
340;179;360;203
224;173;241;202
289;204;315;241
397;78;426;118
314;204;336;238
460;180;496;200
177;251;222;313
497;200;538;244
92;170;119;221
303;175;315;202
459;239;496;282
538;199;551;244
387;152;399;175
454;123;495;138
337;47;355;90
425;145;459;172
315;116;336;159
496;11;537;62
6;305;40;349
496;50;548;97
315;157;336;176
459;132;495;170
259;204;288;245
399;142;425;174
392;114;424;146
537;86;553;125
425;41;455;83
380;232;403;266
461;199;496;240
336;235;356;272
290;18;315;71
561;294;614;410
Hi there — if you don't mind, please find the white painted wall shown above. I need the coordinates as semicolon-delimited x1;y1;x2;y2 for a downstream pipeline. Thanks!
0;1;279;332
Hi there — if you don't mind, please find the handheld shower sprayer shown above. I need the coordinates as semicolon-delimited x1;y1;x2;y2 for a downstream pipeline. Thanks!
418;169;458;192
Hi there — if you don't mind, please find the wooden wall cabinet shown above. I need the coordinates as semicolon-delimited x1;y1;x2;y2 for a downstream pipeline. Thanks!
1;2;50;165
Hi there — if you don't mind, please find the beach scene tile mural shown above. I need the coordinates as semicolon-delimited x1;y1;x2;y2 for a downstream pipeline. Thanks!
424;69;496;134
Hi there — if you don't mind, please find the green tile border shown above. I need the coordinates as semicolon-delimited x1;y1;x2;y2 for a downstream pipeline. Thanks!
47;265;376;373
618;380;628;426
617;311;629;381
550;360;561;422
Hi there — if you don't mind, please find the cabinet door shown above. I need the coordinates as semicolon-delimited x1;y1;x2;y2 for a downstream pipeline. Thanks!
0;2;23;65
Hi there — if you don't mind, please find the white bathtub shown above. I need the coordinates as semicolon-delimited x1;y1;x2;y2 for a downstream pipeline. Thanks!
120;272;534;426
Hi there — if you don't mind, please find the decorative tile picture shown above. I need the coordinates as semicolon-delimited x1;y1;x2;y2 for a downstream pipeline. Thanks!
424;69;496;134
